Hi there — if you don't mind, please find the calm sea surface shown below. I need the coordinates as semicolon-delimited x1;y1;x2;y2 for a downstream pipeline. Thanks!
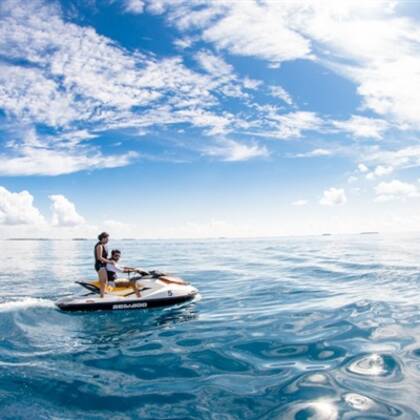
0;235;419;419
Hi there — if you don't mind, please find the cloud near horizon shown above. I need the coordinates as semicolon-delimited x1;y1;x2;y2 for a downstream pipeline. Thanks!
0;186;45;225
50;194;86;227
320;188;347;206
0;186;87;229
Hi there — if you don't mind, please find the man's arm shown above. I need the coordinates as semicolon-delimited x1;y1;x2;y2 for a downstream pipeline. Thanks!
110;263;125;273
123;266;148;275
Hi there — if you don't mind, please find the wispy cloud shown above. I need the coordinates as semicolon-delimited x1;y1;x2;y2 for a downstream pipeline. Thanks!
332;115;389;139
365;165;393;180
243;77;262;90
248;111;323;140
269;85;293;106
123;0;145;14
363;145;420;172
0;129;137;176
202;138;268;162
187;2;312;64
195;50;234;78
173;37;194;50
293;148;333;158
375;180;420;202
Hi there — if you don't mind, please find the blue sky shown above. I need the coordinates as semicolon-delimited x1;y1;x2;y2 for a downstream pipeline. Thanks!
1;0;420;238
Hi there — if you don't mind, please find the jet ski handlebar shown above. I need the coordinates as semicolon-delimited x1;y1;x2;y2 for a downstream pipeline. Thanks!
128;270;168;281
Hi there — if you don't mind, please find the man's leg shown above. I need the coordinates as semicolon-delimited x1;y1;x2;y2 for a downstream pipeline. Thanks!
130;280;142;298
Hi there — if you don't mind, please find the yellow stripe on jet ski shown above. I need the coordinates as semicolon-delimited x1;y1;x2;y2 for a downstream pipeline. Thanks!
89;280;135;295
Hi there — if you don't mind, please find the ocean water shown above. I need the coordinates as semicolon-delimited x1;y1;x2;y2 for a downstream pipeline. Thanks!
0;235;419;419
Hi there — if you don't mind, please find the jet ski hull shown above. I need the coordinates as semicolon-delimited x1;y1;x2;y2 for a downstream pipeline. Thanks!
56;275;198;312
56;292;197;312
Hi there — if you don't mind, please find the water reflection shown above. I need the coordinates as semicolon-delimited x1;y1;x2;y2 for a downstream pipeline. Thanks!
69;302;200;348
347;353;399;377
344;392;375;411
279;399;338;420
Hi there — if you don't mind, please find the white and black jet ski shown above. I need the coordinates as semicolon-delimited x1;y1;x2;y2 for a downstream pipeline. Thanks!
56;271;198;312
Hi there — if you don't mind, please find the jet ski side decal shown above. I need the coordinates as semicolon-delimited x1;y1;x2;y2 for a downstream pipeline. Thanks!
112;302;148;310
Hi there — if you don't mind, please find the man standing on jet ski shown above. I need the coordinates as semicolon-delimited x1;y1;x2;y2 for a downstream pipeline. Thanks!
106;249;148;298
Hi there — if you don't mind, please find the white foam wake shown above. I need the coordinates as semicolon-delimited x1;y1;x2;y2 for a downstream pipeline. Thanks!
0;298;55;313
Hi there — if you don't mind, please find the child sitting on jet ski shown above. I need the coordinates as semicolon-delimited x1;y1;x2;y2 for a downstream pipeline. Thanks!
106;249;148;298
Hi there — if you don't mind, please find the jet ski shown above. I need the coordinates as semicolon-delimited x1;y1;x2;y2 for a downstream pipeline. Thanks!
56;270;198;312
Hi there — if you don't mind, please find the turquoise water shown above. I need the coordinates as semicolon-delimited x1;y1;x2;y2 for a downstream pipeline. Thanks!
0;235;419;419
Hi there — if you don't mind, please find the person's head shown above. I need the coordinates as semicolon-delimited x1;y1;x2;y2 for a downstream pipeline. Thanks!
111;249;121;261
98;232;109;244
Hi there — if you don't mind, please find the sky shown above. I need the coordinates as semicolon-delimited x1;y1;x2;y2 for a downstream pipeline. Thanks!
1;0;420;238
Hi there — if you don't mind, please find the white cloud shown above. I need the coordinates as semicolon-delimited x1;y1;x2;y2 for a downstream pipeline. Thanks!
0;186;45;225
152;1;312;64
199;2;312;64
358;163;369;173
373;165;393;177
332;115;388;139
202;138;268;162
292;200;308;206
195;50;234;78
0;130;138;176
172;108;234;136
320;187;347;206
269;85;293;106
294;148;332;158
243;77;262;90
374;180;419;202
194;50;251;99
250;111;322;140
49;195;85;227
0;148;137;177
0;64;82;127
365;165;393;180
293;3;420;128
173;37;193;49
166;3;225;31
271;111;322;138
364;145;420;171
123;0;145;14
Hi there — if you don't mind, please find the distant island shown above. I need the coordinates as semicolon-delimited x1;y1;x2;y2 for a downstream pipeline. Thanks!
321;233;332;236
7;238;53;241
360;232;380;235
